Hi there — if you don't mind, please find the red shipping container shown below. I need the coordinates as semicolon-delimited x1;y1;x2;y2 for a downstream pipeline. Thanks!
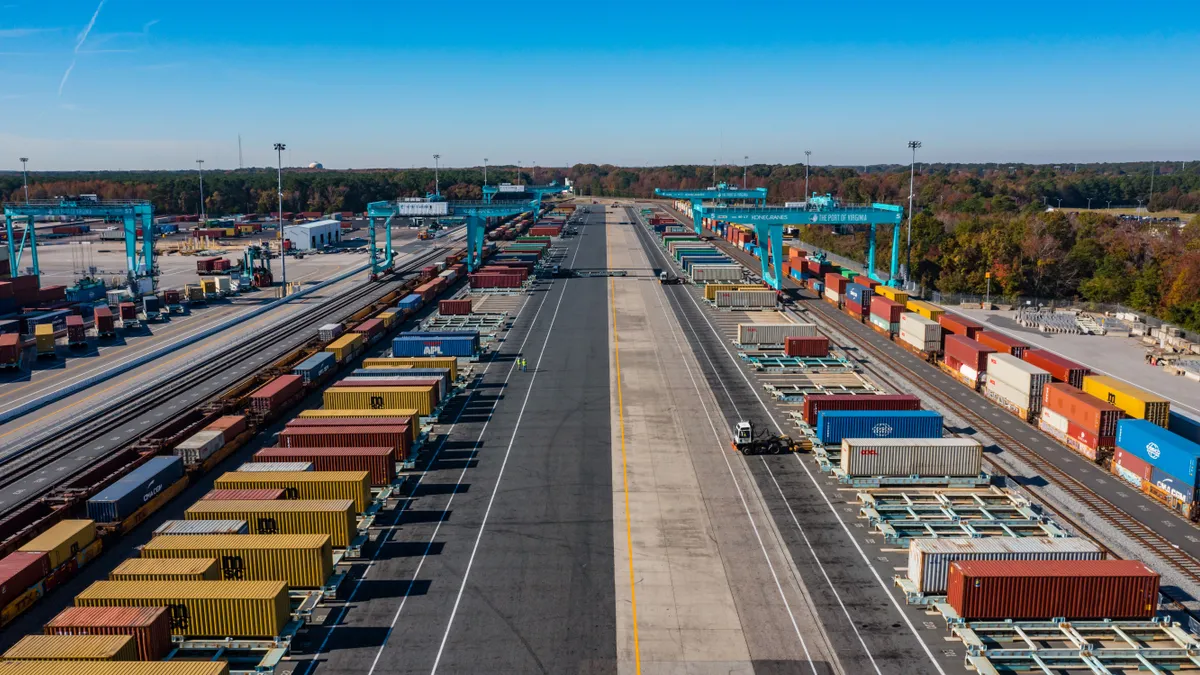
1041;383;1122;436
94;305;115;335
869;296;904;323
975;330;1029;357
38;285;66;303
250;374;303;413
0;281;12;299
276;426;411;460
200;488;286;501
196;257;221;273
785;336;829;358
118;302;137;320
0;333;21;365
947;559;1159;620
0;551;50;609
1021;350;1090;388
823;273;848;294
163;289;181;304
1066;420;1113;452
1113;447;1153;483
255;446;395;486
11;275;38;294
439;299;472;316
938;313;984;340
944;335;995;374
851;275;878;290
66;315;86;345
44;606;173;661
206;415;248;444
802;394;921;426
470;273;523;289
352;318;384;340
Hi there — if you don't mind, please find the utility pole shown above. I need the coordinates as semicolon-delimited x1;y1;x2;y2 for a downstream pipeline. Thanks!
433;154;441;196
238;134;243;169
743;155;748;189
1087;197;1093;209
483;158;488;186
1056;198;1062;209
712;160;717;187
804;150;812;199
274;142;287;295
196;159;205;223
19;157;29;203
906;141;921;284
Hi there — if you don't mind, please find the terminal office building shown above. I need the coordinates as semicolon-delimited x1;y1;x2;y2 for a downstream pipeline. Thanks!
283;219;342;250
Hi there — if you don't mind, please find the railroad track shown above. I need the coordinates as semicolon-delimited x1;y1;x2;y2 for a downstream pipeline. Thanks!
0;246;448;514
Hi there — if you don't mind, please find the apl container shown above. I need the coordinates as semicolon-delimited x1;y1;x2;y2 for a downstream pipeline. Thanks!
907;538;1103;595
814;410;944;445
140;534;333;588
1116;419;1200;497
946;559;1159;620
392;332;479;358
86;456;185;523
839;437;981;477
74;580;291;638
43;606;172;661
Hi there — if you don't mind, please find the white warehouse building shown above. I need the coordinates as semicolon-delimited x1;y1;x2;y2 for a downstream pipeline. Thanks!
283;219;342;250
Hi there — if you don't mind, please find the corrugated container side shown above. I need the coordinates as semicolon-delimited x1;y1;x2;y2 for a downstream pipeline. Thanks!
802;394;921;426
1083;375;1170;427
109;557;220;582
139;534;332;588
1042;383;1123;436
784;336;829;357
0;665;226;675
362;357;457;379
1021;349;1091;388
254;446;395;486
86;456;185;523
946;559;1159;620
73;580;290;638
213;471;372;512
938;312;984;339
1116;419;1200;494
323;386;436;416
43;606;172;661
736;323;817;344
840;438;982;477
814;410;944;445
153;520;249;536
908;538;1103;594
0;551;51;609
173;429;225;465
943;335;994;376
975;330;1028;356
184;500;356;548
19;520;96;569
199;489;284;501
2;634;138;661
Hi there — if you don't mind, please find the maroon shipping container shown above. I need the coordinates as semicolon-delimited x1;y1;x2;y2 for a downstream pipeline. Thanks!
44;606;173;660
351;318;384;341
38;285;66;303
938;313;984;340
976;330;1029;357
947;559;1159;620
66;315;86;346
421;265;438;281
163;289;181;304
275;426;411;460
439;299;472;316
1042;383;1123;436
0;551;50;609
250;374;303;413
470;273;523;289
336;377;442;401
94;305;115;336
11;275;38;293
118;302;137;320
1067;420;1113;454
801;394;922;426
823;273;848;294
0;281;12;299
200;488;286;501
0;333;20;366
944;335;995;374
869;296;904;323
1113;447;1153;483
785;336;829;358
254;446;396;486
196;256;221;273
1021;350;1090;389
206;415;248;444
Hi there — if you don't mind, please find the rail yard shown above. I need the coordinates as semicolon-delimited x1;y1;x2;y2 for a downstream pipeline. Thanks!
0;188;1199;675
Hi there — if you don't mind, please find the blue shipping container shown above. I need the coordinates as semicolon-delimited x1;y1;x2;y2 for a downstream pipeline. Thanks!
86;455;185;523
293;351;336;384
397;294;422;311
1116;418;1200;488
23;309;70;335
845;283;873;308
1168;411;1200;445
392;334;479;358
812;281;824;293
815;410;945;445
1150;467;1195;503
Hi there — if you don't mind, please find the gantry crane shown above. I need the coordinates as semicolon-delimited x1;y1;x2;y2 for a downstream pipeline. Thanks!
482;182;569;216
366;198;538;274
3;197;156;294
653;183;768;235
696;195;904;290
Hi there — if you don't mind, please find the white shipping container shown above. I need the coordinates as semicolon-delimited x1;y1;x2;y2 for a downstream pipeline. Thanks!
318;323;344;342
840;438;982;478
985;377;1033;411
899;312;941;343
1040;407;1070;434
869;314;897;334
692;265;745;282
907;538;1103;594
714;290;776;308
215;276;232;293
174;429;225;464
736;323;817;345
823;287;841;303
986;353;1050;396
668;240;706;253
899;329;940;354
237;462;314;472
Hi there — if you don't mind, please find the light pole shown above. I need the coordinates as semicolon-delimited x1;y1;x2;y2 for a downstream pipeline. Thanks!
196;159;205;223
743;155;748;189
1056;198;1062;209
712;160;717;187
1106;201;1111;209
532;161;536;183
274;142;287;294
483;158;488;186
19;157;29;203
804;150;811;199
433;154;440;196
906;140;921;283
1087;197;1093;209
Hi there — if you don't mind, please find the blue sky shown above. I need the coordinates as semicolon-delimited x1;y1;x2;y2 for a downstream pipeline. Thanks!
2;1;1199;170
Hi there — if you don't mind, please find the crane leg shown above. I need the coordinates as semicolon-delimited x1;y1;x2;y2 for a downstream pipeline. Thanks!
889;222;901;287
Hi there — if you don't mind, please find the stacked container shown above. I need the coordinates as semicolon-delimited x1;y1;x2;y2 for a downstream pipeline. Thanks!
869;296;903;335
43;606;172;660
392;331;479;358
983;353;1052;421
906;538;1103;595
1022;350;1090;389
254;446;396;486
140;534;332;588
2;634;139;661
905;299;944;321
185;500;356;548
1116;419;1200;505
937;313;983;341
899;312;941;354
213;470;372;512
293;352;337;384
1082;375;1170;427
801;394;921;426
74;580;291;638
942;335;994;386
975;330;1028;357
713;289;775;309
325;333;365;363
87;456;185;523
250;374;303;414
814;410;943;445
1040;383;1123;460
843;283;872;320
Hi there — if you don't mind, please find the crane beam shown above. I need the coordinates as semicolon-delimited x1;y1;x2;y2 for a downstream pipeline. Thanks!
654;185;768;235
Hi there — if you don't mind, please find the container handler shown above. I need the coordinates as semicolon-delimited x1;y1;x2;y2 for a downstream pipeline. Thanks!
35;323;56;359
142;295;162;322
731;420;803;455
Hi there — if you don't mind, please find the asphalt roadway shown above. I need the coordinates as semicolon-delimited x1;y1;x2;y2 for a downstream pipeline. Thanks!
301;208;616;674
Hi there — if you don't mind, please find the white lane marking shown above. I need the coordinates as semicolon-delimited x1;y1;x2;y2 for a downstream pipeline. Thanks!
637;215;945;675
429;227;585;674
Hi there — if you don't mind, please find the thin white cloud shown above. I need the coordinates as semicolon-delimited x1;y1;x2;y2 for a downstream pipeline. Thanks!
59;0;105;96
0;28;49;38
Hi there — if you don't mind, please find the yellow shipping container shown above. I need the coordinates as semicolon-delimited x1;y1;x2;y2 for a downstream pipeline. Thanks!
0;663;228;675
140;534;332;589
214;471;371;513
875;286;909;304
905;299;944;321
376;310;399;328
2;635;137;661
35;324;55;354
19;520;96;569
323;386;436;416
223;228;236;237
200;279;217;294
109;557;220;581
324;333;365;363
1082;375;1170;427
185;500;356;548
703;284;763;301
74;580;289;638
239;225;255;234
363;357;457;380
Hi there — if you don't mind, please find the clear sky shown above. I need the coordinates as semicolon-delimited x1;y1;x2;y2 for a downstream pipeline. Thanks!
2;0;1199;170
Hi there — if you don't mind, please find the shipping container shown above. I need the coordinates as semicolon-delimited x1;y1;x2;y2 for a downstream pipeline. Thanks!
736;323;817;345
1112;447;1154;486
938;313;984;340
109;557;220;582
814;410;944;445
1082;375;1170;427
153;520;249;536
236;462;314;472
702;284;763;301
185;500;356;548
1021;350;1090;388
205;415;247;444
35;324;55;356
86;456;184;523
1169;411;1200;445
74;580;290;638
253;447;396;487
66;315;86;347
844;283;873;311
801;394;921;426
318;323;344;342
0;551;51;610
336;376;442;401
324;333;365;363
986;353;1051;407
287;413;419;444
0;665;227;675
249;374;303;414
943;335;994;380
908;538;1103;595
276;426;410;460
392;332;480;358
198;489;284;501
784;336;829;358
975;330;1028;357
1116;419;1200;495
713;290;776;308
350;318;384;342
869;295;904;324
823;273;848;294
874;286;908;304
173;429;225;465
905;299;944;321
323;386;437;416
19;520;96;569
946;559;1158;620
439;299;472;316
1042;383;1123;437
1150;466;1195;503
898;313;941;353
293;351;336;384
94;305;115;337
213;471;372;512
0;333;21;367
43;606;172;661
2;634;138;661
691;265;745;283
139;534;332;588
840;438;982;477
349;368;450;396
362;356;458;379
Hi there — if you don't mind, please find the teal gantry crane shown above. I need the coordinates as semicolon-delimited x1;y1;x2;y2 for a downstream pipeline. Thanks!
3;197;156;293
367;198;538;275
482;182;569;216
697;195;904;290
653;183;767;235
